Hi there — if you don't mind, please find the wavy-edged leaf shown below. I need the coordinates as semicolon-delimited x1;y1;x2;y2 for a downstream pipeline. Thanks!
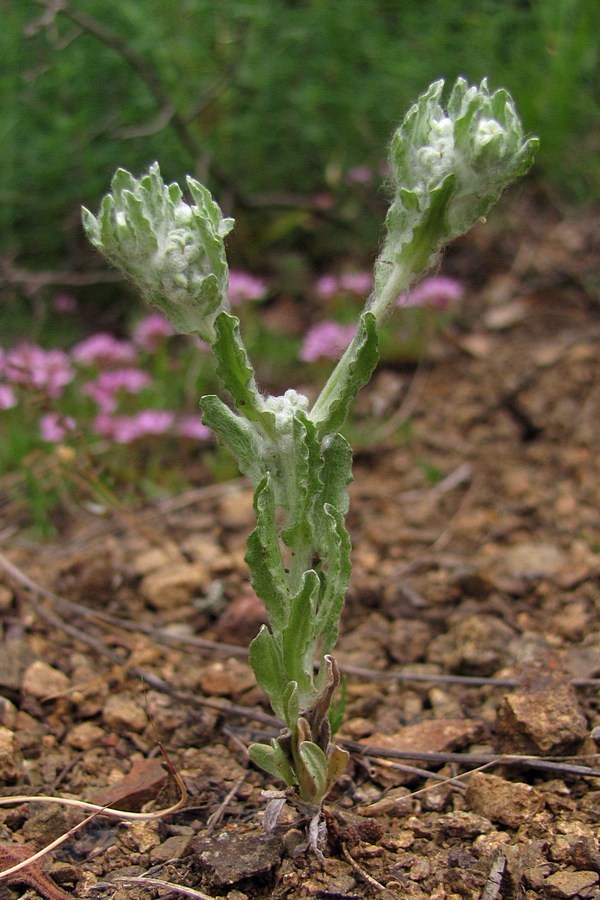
245;475;289;631
212;312;264;422
311;311;379;436
281;569;320;703
199;394;263;485
248;625;287;720
315;503;351;656
320;432;353;518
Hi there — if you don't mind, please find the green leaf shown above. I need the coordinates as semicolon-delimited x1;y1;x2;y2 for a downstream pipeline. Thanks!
310;311;379;435
248;741;296;786
248;625;287;720
281;569;320;703
245;476;289;631
199;395;263;484
297;740;328;803
320;432;353;518
281;411;321;547
212;312;264;422
314;503;351;656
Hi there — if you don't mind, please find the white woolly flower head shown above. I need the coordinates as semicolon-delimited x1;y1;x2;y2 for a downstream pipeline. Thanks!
82;163;234;341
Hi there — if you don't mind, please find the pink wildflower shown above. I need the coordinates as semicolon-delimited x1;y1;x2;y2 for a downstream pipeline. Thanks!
346;165;374;185
52;293;78;313
71;333;137;367
0;384;17;410
83;368;151;413
315;272;372;300
93;410;175;444
5;344;74;398
132;313;174;351
39;412;76;442
228;271;268;305
299;321;357;362
177;415;212;440
338;272;373;295
399;276;463;310
315;275;340;299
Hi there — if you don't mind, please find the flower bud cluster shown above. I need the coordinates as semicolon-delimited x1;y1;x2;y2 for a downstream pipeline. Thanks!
83;163;234;341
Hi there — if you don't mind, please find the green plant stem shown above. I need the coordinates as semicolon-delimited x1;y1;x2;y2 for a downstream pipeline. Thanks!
310;261;407;430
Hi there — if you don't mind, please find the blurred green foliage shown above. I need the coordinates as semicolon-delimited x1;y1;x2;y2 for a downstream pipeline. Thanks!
2;0;599;273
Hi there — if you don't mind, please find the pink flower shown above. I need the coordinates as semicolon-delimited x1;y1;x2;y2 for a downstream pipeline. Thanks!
315;275;339;299
399;276;463;310
177;415;212;440
299;321;357;362
346;165;374;185
83;368;151;413
0;384;17;409
315;272;372;300
93;410;175;443
39;412;76;442
132;313;174;351
5;344;74;398
52;293;78;313
71;333;137;367
338;272;373;295
228;271;268;305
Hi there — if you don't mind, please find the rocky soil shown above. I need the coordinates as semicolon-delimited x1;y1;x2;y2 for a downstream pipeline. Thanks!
1;190;600;898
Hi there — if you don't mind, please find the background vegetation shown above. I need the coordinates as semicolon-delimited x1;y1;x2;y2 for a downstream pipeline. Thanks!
2;0;599;279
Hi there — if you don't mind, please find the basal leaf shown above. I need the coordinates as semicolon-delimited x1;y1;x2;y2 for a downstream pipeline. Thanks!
248;625;287;720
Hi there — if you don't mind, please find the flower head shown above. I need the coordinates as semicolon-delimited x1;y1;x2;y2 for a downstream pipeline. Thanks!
71;333;137;367
39;412;76;442
132;313;175;351
0;384;17;410
299;322;357;362
228;271;268;305
399;275;463;310
5;344;74;398
82;163;234;340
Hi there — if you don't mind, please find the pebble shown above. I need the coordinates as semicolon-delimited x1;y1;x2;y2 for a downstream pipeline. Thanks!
65;721;105;750
150;834;193;863
466;772;544;828
0;725;21;782
0;640;35;691
198;658;256;697
21;660;70;699
140;561;209;609
495;668;588;754
102;694;147;733
544;869;599;898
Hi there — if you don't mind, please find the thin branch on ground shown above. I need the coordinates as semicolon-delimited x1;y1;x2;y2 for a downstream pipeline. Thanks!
341;842;387;892
206;773;248;833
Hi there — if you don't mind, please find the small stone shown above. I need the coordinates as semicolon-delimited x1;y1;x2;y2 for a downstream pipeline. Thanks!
150;834;193;863
362;718;483;760
22;660;70;699
0;725;22;782
466;773;544;828
218;489;254;529
65;721;105;750
0;696;17;729
103;694;147;733
140;561;209;609
130;546;180;576
495;667;588;754
194;829;282;886
0;585;13;611
213;591;268;646
0;641;35;691
119;821;161;853
544;870;599;897
198;658;256;696
436;810;494;838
